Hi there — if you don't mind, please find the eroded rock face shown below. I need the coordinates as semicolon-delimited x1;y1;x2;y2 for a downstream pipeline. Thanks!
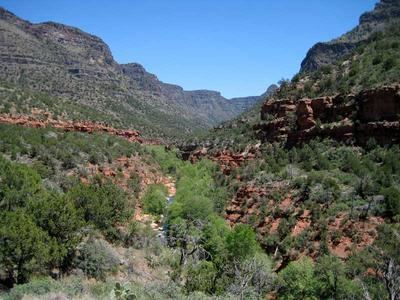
190;146;258;175
357;85;400;122
261;99;296;120
257;84;400;146
0;111;148;144
297;99;316;130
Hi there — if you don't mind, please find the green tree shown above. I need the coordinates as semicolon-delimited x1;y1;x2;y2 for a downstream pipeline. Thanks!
142;184;167;216
202;216;230;267
226;224;259;261
381;187;400;219
67;179;129;238
315;255;360;300
0;159;41;210
27;192;84;268
279;257;318;300
0;210;51;286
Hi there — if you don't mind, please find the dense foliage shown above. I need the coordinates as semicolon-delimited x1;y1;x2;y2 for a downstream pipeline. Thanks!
142;184;168;216
0;155;131;286
1;3;400;298
0;122;399;299
0;124;143;290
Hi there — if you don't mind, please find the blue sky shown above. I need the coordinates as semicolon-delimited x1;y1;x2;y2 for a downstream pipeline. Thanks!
1;0;377;98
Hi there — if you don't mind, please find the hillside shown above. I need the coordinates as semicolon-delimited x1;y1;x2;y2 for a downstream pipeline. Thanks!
192;1;400;149
0;1;399;299
301;0;400;72
178;2;400;298
0;7;267;139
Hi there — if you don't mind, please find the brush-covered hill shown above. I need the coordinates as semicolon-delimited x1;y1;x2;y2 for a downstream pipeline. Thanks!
0;7;267;139
301;0;400;72
178;5;400;298
0;1;399;299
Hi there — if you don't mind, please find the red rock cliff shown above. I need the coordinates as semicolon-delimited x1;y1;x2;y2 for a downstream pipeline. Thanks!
256;84;400;146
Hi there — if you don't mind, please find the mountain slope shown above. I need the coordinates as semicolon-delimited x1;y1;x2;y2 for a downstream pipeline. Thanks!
194;0;400;150
0;7;263;138
300;0;400;73
177;3;400;291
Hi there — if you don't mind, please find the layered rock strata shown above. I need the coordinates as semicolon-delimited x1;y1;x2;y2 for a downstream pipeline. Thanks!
256;84;400;146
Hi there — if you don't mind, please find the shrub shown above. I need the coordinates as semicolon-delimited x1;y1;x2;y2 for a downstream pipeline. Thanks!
3;277;61;300
73;238;120;280
383;57;396;71
226;224;259;261
67;179;129;238
185;261;217;294
124;221;156;249
142;184;167;216
372;55;382;65
381;187;400;218
0;210;52;285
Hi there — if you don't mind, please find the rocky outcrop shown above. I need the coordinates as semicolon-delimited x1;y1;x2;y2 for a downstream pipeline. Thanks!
0;110;159;144
300;42;358;73
189;145;259;175
256;84;400;146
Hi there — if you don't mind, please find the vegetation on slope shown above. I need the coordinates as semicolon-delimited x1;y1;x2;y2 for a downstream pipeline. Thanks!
171;4;400;299
279;22;400;99
1;1;400;299
0;122;398;299
0;80;204;139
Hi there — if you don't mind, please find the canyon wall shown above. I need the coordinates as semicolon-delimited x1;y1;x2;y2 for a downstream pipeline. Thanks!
256;84;400;146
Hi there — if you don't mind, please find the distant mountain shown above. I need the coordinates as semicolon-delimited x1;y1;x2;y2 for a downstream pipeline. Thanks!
301;0;400;72
120;62;271;125
0;7;264;138
230;84;278;111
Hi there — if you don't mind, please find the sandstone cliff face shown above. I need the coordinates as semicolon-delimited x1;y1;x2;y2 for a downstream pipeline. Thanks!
0;111;150;144
256;84;400;146
189;146;258;175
